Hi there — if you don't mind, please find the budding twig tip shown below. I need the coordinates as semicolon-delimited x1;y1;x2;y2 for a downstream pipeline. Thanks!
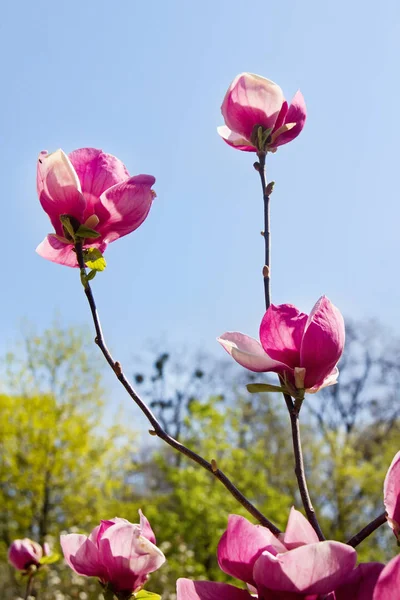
211;458;218;473
148;429;157;436
263;265;270;278
114;361;122;376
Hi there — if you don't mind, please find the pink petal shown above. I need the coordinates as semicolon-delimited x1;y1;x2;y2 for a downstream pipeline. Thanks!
68;148;130;216
383;451;400;540
36;235;107;268
217;126;256;152
97;174;155;244
177;579;251;600
335;563;384;600
217;515;285;585
373;554;400;599
306;367;339;393
221;73;285;141
300;296;345;390
8;539;43;570
253;542;357;595
37;150;86;235
139;509;156;544
98;522;165;592
217;332;289;373
60;534;105;579
259;304;308;368
271;101;289;133
282;508;319;549
270;90;307;148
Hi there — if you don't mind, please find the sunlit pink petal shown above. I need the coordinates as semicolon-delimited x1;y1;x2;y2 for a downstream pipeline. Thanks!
372;554;400;599
69;148;130;215
217;515;285;585
300;296;345;389
221;73;285;140
306;367;339;393
36;235;107;268
282;508;319;549
253;542;356;595
335;563;385;600
97;174;155;243
60;534;105;579
259;304;308;368
217;332;288;373
383;451;400;540
271;91;307;148
177;579;251;600
37;150;85;234
217;126;256;152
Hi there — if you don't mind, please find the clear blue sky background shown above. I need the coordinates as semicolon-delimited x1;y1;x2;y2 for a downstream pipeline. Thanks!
1;0;399;375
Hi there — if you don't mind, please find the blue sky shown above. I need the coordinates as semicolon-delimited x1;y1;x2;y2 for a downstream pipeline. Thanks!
1;0;399;379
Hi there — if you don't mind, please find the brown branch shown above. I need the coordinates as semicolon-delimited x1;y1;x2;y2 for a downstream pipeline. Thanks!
346;511;387;548
255;151;271;311
283;392;325;541
74;242;280;535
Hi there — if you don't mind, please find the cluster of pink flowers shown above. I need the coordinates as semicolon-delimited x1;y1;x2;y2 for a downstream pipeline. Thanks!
178;451;400;599
12;70;396;598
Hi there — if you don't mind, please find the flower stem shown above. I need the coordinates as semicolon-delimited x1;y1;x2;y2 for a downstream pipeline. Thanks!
346;511;387;547
74;243;280;535
24;572;34;600
283;393;325;541
254;155;324;540
256;151;271;311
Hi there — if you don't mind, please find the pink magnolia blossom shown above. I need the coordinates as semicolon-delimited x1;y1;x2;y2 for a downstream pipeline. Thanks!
8;538;43;570
37;147;156;267
217;72;306;152
218;296;345;394
335;555;400;599
384;450;400;541
177;509;356;600
60;512;165;595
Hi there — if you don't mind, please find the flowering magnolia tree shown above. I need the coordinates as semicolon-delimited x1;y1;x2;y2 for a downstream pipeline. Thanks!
8;72;400;599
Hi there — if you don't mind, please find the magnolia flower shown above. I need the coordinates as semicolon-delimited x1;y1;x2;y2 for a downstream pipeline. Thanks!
37;147;155;267
218;296;345;394
8;538;43;571
60;512;165;596
177;509;356;599
384;450;400;541
217;72;306;152
335;555;400;599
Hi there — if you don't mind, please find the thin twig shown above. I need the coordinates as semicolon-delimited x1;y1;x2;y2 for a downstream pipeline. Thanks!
256;151;271;311
283;390;325;540
24;572;34;600
254;153;325;540
74;243;280;534
346;511;387;548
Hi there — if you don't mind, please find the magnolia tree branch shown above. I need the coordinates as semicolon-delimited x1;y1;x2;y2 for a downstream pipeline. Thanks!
24;572;34;600
346;511;387;548
74;242;280;535
256;151;271;311
255;157;325;540
283;393;325;541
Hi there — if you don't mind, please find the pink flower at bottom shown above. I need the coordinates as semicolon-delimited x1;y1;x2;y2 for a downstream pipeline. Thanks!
218;296;345;395
60;512;165;595
177;509;356;600
36;148;156;267
384;450;400;541
8;538;43;570
335;555;400;599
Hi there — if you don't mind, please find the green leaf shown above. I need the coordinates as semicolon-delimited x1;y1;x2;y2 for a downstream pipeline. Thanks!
75;225;101;239
39;553;60;565
86;269;97;281
83;248;107;272
59;215;76;240
246;383;285;394
135;591;161;600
